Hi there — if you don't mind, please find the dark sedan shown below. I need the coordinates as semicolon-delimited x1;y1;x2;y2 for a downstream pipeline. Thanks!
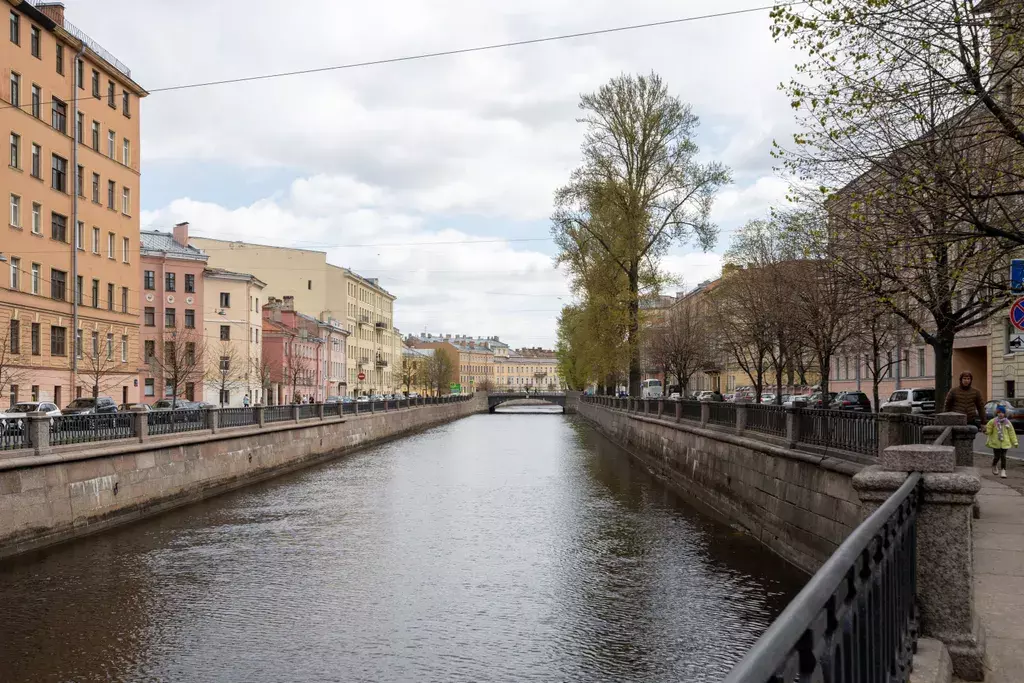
830;391;873;412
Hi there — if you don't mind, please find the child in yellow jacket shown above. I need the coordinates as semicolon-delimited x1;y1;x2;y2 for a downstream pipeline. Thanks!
986;404;1019;478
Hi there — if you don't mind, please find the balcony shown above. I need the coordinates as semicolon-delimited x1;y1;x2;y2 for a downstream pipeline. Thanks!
358;357;370;366
375;321;387;330
358;315;370;326
376;356;388;368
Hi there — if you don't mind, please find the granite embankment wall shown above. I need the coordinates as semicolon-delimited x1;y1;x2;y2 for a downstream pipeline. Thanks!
578;401;865;574
0;395;487;559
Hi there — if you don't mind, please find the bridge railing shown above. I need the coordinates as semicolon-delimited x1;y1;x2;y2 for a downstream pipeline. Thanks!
723;472;921;683
580;396;932;459
3;395;474;456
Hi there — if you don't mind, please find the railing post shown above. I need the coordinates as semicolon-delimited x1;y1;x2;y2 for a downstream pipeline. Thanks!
929;412;977;467
132;407;149;442
735;403;748;435
785;406;800;448
27;412;51;456
318;403;325;420
657;400;664;418
853;445;984;681
209;409;220;434
255;405;266;428
700;402;710;428
290;404;299;423
370;400;376;413
674;401;682;422
877;406;909;457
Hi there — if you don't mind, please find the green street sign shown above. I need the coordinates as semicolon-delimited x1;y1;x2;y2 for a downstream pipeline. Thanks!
449;383;461;393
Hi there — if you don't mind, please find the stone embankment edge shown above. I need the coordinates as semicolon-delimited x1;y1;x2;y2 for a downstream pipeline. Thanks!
0;396;488;561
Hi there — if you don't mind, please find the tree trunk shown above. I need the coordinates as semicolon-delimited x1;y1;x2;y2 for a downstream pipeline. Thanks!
818;351;830;398
627;267;641;397
932;333;955;412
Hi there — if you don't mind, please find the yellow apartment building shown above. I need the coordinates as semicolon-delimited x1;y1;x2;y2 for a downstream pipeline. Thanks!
202;268;266;407
2;1;146;406
496;348;563;391
187;238;402;395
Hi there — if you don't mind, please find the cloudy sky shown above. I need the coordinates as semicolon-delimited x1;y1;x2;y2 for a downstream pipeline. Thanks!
64;0;798;347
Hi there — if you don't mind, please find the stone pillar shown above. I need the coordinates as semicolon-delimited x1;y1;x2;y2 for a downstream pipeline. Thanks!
877;406;911;457
132;407;149;443
735;403;748;435
291;404;300;423
209;409;220;434
675;401;682;422
853;444;985;681
370;400;376;414
27;412;51;456
785;406;800;448
657;400;664;418
317;403;325;420
930;412;977;467
255;405;265;428
700;402;710;428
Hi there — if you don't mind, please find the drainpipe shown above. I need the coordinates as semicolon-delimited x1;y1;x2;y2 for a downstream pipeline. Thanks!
70;45;86;394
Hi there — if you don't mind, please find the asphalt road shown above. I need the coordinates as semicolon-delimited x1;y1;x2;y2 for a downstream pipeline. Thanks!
974;431;1024;460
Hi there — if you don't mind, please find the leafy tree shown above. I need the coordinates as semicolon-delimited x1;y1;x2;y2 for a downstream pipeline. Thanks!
400;357;419;395
552;72;730;396
424;348;456;396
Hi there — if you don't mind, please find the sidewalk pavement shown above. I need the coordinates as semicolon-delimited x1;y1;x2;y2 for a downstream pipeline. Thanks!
973;432;1024;461
966;454;1024;682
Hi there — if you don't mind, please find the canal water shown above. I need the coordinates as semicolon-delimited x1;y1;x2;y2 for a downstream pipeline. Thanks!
0;407;803;683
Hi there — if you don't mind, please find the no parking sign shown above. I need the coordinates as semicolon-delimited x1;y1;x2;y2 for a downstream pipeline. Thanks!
1011;297;1024;331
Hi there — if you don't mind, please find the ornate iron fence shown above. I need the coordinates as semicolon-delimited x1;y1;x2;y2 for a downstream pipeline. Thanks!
679;399;702;421
746;404;787;437
50;413;135;446
899;414;935;446
148;409;209;435
799;408;878;456
219;407;258;429
297;404;318;420
723;472;920;683
264;406;293;423
708;401;737;426
324;403;342;418
0;422;28;451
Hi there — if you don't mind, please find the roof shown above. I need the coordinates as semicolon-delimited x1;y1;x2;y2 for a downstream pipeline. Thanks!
403;347;435;359
204;268;267;288
141;231;208;262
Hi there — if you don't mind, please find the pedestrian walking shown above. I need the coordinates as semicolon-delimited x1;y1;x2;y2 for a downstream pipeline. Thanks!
942;371;985;427
710;389;724;402
242;395;250;407
986;404;1018;478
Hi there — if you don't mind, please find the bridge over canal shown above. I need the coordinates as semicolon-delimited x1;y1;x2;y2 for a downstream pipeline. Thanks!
486;391;579;413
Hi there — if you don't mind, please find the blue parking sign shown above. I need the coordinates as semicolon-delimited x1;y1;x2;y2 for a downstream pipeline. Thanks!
1013;259;1024;292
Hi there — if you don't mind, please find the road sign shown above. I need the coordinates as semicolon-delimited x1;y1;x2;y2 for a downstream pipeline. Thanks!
1012;297;1024;331
449;383;461;394
1013;260;1024;292
1010;333;1024;354
357;372;366;381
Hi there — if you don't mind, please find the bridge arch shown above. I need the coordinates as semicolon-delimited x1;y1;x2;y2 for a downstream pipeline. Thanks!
487;392;568;414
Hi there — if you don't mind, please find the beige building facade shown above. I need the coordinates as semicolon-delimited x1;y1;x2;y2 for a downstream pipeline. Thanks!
2;1;146;407
202;268;266;407
188;238;402;395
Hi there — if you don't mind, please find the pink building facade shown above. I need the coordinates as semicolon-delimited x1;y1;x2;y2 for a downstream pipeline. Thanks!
262;296;348;404
138;223;208;404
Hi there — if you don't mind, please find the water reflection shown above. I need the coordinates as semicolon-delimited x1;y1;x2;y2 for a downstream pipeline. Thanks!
0;413;802;682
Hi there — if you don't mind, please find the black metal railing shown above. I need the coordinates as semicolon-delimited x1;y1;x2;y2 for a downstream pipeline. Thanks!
219;407;258;429
746;404;787;437
0;421;29;450
264;406;293;423
679;399;702;421
799;408;878;456
148;409;209;435
50;413;135;446
324;403;342;418
708;401;737;426
723;472;920;683
899;414;935;446
342;402;357;415
297;404;318;420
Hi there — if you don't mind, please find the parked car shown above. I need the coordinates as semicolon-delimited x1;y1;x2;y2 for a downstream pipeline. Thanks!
324;396;344;404
694;391;713;401
760;393;777;404
62;396;118;415
880;388;936;415
831;391;873;412
341;397;355;404
118;403;151;412
0;402;61;435
407;392;420;399
151;399;204;410
723;394;735;402
667;392;682;401
356;396;370;403
803;392;838;409
984;400;1024;432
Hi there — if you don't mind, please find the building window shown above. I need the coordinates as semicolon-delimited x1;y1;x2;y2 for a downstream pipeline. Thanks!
51;154;68;192
219;389;230;405
122;237;130;263
144;378;155;396
75;221;83;249
31;84;40;118
107;81;115;108
91;279;99;308
9;319;19;354
107;232;114;259
165;308;176;328
219;292;230;308
185;382;195;402
121;286;128;313
8;132;18;168
50;212;67;242
91;121;99;150
144;340;155;360
76;58;83;90
121;335;128;362
30;143;39;178
91;226;99;253
144;270;155;290
76;112;83;142
51;98;67;134
9;72;19;108
50;326;66;357
9;256;20;290
91;70;99;98
55;44;63;75
184;273;195;293
107;283;114;311
185;342;195;365
917;348;926;377
219;356;231;372
75;329;82;358
107;130;115;158
165;272;176;291
76;164;83;196
107;180;115;209
122;138;130;165
122;187;130;215
9;193;20;227
184;309;195;329
30;25;39;58
10;11;19;45
30;263;39;294
163;379;174;398
123;91;131;117
30;323;40;355
144;307;154;326
220;325;230;341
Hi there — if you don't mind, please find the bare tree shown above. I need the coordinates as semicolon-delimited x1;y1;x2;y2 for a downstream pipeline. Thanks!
0;323;27;406
400;357;419;395
250;356;276;405
712;269;771;403
282;344;314;403
147;328;207;408
206;341;246;407
647;297;712;397
851;307;912;412
78;330;124;399
476;377;495;392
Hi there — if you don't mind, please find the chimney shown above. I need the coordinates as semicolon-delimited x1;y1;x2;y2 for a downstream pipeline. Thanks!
36;3;65;26
282;296;294;311
172;222;189;248
721;263;743;278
